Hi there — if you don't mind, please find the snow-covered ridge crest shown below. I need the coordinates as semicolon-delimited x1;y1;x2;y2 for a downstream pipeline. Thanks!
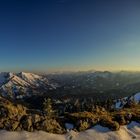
18;72;46;84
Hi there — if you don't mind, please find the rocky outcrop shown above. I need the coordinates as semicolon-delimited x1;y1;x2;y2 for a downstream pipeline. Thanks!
0;96;65;134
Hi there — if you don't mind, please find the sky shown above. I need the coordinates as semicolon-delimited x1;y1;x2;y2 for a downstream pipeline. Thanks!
0;0;140;73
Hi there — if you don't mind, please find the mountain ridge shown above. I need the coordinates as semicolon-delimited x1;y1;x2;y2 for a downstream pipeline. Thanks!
0;72;55;99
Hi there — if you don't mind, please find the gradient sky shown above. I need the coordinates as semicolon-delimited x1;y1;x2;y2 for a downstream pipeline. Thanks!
0;0;140;72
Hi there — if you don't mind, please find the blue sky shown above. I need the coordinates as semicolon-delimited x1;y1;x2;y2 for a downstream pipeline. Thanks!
0;0;140;72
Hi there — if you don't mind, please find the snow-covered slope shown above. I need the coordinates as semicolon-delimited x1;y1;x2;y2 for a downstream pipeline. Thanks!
0;121;140;140
0;72;54;99
0;72;14;85
134;92;140;103
18;72;47;86
115;92;140;109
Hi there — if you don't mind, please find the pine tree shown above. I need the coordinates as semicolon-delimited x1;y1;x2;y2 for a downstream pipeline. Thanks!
43;98;53;117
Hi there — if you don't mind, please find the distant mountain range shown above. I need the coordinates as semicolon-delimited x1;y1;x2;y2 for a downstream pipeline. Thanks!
1;71;140;100
47;71;140;98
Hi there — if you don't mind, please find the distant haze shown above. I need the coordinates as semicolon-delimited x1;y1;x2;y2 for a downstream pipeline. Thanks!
0;0;140;72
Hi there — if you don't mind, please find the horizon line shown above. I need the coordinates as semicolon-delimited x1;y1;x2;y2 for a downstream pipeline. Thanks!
1;69;140;74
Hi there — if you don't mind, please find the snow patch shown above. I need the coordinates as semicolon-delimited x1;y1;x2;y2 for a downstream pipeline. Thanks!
134;92;140;103
0;122;140;140
65;123;74;130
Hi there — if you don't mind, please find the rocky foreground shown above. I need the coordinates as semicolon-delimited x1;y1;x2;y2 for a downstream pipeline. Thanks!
0;96;65;134
0;95;140;135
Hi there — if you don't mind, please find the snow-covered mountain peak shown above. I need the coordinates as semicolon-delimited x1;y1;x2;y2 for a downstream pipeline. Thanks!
0;72;54;99
20;72;41;79
9;74;30;87
18;72;45;84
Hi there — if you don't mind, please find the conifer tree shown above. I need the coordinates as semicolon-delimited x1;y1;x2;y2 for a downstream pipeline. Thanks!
43;98;53;117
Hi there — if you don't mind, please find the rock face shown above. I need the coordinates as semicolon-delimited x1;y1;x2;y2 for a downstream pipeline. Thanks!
0;96;65;134
0;98;26;116
0;96;27;131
